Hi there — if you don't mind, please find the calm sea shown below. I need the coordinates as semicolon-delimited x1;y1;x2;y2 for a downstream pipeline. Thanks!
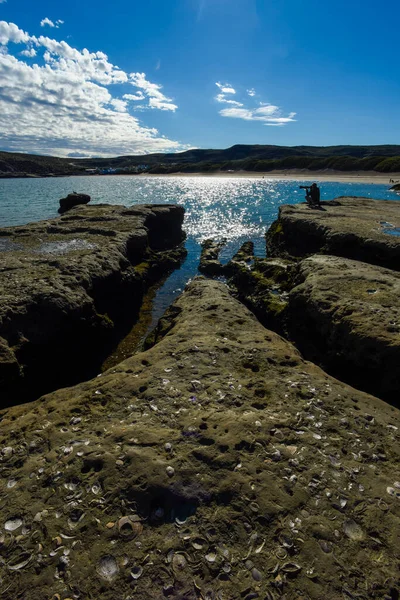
1;175;398;328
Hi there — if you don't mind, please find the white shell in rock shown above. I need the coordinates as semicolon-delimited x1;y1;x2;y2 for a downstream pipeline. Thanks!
8;553;32;570
4;517;23;531
343;519;365;541
172;553;187;573
205;552;217;563
97;555;119;582
131;565;143;579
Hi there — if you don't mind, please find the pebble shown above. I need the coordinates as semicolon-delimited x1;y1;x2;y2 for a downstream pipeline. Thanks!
166;466;175;477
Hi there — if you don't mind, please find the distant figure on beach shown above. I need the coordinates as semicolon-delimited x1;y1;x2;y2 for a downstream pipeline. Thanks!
299;183;321;207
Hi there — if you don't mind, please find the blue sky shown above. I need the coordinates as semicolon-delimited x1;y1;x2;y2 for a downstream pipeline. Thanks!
0;0;399;157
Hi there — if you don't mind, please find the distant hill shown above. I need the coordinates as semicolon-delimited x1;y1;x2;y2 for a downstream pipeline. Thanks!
1;144;400;177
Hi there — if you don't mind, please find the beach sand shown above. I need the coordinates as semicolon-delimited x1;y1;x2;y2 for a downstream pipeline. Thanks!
144;170;400;185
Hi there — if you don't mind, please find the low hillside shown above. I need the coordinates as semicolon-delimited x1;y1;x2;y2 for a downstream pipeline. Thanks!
1;145;400;177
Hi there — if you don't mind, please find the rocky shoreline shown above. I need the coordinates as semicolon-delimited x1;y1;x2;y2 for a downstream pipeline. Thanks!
200;197;400;403
0;203;186;405
0;197;399;600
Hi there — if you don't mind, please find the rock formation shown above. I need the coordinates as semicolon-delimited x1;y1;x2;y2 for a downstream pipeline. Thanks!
58;193;91;214
286;254;400;402
266;197;400;271
200;197;400;403
0;204;186;405
0;278;399;600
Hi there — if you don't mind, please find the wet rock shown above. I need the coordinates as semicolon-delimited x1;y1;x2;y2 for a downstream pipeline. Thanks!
58;192;91;214
286;254;400;403
199;239;227;276
0;279;399;599
266;197;400;271
0;204;186;405
227;248;292;334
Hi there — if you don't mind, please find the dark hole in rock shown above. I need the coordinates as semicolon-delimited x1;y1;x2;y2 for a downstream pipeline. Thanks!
81;458;104;474
198;437;215;446
235;440;255;453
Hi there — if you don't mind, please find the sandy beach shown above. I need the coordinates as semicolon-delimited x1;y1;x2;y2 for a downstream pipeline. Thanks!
145;170;400;185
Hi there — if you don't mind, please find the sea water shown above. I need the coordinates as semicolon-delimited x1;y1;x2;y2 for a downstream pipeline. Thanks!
0;175;398;327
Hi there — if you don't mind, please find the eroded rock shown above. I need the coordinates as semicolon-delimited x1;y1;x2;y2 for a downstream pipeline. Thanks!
0;204;186;405
266;197;400;270
0;279;399;600
286;254;400;403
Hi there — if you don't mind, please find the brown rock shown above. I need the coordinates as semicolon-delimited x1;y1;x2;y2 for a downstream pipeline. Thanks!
0;279;399;600
0;204;186;405
266;197;400;270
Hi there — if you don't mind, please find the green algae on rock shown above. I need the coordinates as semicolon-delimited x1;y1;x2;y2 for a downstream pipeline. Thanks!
0;279;399;600
0;203;186;406
266;197;400;271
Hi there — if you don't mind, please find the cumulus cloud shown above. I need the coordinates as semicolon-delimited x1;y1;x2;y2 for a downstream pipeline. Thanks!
123;92;145;101
129;72;178;112
0;21;30;44
20;47;37;57
40;18;55;28
215;82;296;126
40;18;64;29
0;20;184;156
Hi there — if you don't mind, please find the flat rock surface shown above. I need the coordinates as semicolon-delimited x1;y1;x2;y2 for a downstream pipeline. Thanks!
287;255;400;403
266;197;400;270
0;203;185;403
0;279;399;600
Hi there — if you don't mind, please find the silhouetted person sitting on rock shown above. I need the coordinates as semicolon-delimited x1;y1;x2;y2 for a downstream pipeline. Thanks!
299;183;321;207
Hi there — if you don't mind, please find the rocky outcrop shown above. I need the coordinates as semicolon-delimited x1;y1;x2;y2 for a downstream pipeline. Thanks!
209;198;400;402
199;239;227;276
286;255;400;403
58;192;91;214
199;239;291;333
266;197;400;270
0;204;186;405
0;278;399;600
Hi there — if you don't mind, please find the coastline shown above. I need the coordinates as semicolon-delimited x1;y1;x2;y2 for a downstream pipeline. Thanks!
142;170;400;185
2;170;400;186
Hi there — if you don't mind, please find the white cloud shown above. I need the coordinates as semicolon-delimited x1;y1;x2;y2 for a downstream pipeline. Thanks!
130;71;178;112
0;22;30;44
0;20;185;156
220;105;296;126
109;98;127;112
123;92;145;101
216;81;236;94
20;47;37;57
40;18;64;29
40;18;56;28
0;1;7;4
214;82;244;107
216;82;296;126
215;93;243;107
